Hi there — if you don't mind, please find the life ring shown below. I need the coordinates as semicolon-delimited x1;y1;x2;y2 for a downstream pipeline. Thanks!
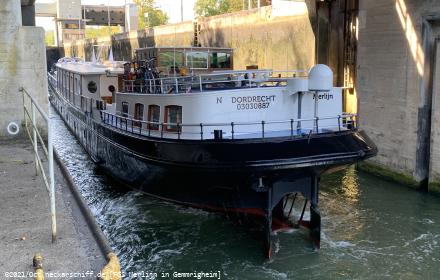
7;122;20;135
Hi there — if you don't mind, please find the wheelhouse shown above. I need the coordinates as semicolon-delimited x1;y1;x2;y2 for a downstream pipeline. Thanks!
135;47;233;75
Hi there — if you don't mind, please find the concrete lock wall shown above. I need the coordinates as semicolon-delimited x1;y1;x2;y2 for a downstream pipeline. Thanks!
63;2;316;73
197;4;315;71
357;0;440;191
0;0;48;138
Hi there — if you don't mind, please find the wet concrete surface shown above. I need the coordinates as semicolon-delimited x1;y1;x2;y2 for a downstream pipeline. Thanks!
0;139;105;277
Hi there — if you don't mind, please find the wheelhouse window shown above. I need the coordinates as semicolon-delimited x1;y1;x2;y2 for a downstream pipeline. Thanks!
165;105;182;132
134;103;144;127
148;105;160;130
122;102;129;118
158;51;184;69
186;52;208;69
210;52;232;69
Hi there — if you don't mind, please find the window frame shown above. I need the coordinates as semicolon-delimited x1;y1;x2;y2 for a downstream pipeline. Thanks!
134;103;144;127
209;52;232;69
164;105;182;132
185;51;209;69
148;104;160;131
121;102;129;118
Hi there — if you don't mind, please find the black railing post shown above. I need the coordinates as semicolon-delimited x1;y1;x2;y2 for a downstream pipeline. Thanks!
261;121;265;138
290;119;294;137
338;115;341;131
161;123;164;138
231;122;235;140
200;123;203;140
131;120;134;133
315;117;319;133
177;123;181;140
148;123;151;137
139;122;142;135
125;118;128;131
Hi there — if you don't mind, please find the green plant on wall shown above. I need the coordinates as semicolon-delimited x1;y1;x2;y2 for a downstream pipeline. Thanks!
194;0;243;17
134;0;169;29
85;26;121;39
194;0;270;17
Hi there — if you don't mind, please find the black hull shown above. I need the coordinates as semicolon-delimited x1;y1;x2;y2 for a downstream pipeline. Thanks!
49;85;377;257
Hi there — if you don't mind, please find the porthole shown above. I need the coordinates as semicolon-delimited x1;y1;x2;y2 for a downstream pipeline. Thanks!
88;81;97;93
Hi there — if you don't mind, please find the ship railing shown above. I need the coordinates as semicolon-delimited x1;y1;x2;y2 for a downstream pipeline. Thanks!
19;87;57;242
122;69;306;94
100;111;357;140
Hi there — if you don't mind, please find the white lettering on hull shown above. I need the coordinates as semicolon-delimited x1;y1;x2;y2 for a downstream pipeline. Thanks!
230;95;276;110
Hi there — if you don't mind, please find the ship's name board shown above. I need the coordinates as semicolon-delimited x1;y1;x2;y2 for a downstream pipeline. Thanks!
216;95;276;110
312;92;334;100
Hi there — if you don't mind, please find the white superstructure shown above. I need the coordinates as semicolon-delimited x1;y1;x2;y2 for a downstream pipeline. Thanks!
52;57;349;140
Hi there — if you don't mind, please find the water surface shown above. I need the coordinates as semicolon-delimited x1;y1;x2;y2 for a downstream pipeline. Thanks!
51;109;440;279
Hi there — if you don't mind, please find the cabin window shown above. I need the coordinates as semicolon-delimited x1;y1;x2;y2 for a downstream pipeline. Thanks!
122;102;129;118
72;74;75;95
69;73;73;93
67;73;71;98
148;105;160;130
76;76;81;95
159;51;184;68
210;52;232;69
60;71;63;91
134;103;144;120
165;105;182;132
186;52;208;69
64;71;67;94
63;71;66;91
88;81;97;93
62;71;65;89
134;103;144;127
60;70;63;92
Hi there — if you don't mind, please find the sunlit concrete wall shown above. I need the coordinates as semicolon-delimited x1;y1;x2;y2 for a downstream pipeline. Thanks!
64;21;195;62
197;4;315;71
357;0;440;190
0;0;48;138
64;3;316;72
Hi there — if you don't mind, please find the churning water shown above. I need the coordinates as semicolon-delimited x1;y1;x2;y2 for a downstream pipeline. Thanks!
51;109;440;279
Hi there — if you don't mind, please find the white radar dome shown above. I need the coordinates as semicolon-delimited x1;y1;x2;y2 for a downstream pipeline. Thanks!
308;64;333;91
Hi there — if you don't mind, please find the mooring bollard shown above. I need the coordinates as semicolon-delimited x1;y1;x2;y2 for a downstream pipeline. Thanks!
33;253;44;280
